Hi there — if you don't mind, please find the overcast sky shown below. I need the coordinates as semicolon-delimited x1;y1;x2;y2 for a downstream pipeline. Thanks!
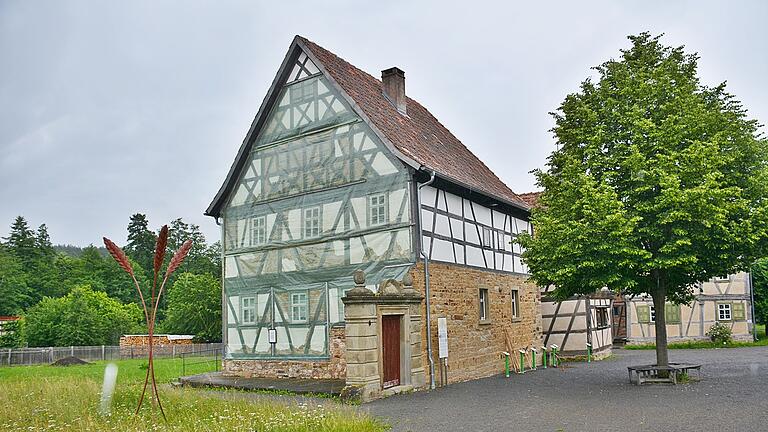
1;1;766;246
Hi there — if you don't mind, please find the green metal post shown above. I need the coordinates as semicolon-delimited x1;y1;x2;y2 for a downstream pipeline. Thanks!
542;346;547;369
531;348;537;370
551;345;558;367
505;353;510;378
586;343;592;363
519;350;526;374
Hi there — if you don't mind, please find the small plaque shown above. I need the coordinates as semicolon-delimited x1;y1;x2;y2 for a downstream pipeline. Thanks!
437;317;448;359
268;328;277;344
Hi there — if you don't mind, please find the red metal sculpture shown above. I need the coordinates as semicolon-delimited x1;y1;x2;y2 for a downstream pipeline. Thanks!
103;225;192;419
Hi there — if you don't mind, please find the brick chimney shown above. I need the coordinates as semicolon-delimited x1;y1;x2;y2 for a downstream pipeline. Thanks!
381;67;406;114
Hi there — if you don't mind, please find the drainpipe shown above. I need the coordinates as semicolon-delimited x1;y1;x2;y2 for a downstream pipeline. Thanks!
417;167;436;390
749;268;757;341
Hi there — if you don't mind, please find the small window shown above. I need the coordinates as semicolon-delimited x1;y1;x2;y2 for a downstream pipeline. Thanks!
714;275;730;282
479;288;489;322
718;303;732;321
291;292;308;323
368;194;388;226
595;307;609;329
250;216;266;246
482;227;493;249
241;296;257;324
649;305;656;323
303;207;321;238
510;289;520;319
496;231;506;251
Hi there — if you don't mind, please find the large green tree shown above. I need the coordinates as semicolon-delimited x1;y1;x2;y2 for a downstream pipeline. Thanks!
124;213;157;277
751;258;768;326
0;246;30;315
161;272;221;342
24;285;143;347
518;33;768;367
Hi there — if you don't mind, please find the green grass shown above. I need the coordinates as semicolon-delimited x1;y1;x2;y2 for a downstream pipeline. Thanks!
625;325;768;350
0;358;385;432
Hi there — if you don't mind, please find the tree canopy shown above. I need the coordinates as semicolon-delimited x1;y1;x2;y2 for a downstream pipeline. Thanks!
518;33;768;367
162;272;222;342
0;214;222;347
24;285;144;347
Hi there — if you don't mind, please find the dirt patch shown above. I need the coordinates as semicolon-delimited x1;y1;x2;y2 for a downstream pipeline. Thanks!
51;356;90;366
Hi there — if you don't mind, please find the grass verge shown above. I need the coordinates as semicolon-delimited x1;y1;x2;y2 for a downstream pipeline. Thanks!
0;358;385;432
625;324;768;350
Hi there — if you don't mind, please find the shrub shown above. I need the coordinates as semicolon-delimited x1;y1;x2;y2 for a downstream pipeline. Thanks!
706;322;733;344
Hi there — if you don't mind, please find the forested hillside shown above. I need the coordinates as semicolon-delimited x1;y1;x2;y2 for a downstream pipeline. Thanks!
0;215;221;347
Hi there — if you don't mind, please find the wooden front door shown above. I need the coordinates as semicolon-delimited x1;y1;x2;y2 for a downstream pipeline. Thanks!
382;315;401;389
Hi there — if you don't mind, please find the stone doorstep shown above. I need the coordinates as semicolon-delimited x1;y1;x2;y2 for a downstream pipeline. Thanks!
381;384;414;398
179;372;346;396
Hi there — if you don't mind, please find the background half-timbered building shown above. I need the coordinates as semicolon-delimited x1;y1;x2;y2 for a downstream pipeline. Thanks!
621;273;754;344
206;36;543;400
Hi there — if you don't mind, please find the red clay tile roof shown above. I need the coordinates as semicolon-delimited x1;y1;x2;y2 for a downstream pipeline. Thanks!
518;191;542;208
299;37;529;210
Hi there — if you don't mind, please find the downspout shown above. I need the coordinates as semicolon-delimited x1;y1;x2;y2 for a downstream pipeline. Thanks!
749;268;757;341
416;168;437;390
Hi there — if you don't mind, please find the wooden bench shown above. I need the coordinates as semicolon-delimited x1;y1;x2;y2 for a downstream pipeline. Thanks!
627;363;702;385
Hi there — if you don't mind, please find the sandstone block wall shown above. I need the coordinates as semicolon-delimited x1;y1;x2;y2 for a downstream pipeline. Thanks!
222;325;346;379
409;262;543;384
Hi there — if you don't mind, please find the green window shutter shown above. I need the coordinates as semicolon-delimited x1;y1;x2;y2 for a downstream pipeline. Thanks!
636;305;650;324
732;302;745;321
665;304;681;324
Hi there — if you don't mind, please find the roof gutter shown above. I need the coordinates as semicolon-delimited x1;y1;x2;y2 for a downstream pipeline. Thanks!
416;167;437;390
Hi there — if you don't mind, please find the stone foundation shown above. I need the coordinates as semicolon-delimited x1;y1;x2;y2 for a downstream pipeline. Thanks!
409;262;543;385
223;326;346;379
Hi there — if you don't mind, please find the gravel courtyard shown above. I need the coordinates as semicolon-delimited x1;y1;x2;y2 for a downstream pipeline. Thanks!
365;347;768;432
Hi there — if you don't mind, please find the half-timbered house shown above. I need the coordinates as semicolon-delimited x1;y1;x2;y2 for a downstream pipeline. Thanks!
622;273;754;344
206;36;543;400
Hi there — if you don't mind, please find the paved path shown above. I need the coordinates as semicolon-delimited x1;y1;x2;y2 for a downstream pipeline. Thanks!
365;347;768;432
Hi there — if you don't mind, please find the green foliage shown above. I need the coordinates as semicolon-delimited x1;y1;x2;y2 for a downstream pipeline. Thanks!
124;213;157;278
24;285;143;347
162;272;222;342
1;214;222;346
517;33;768;365
706;322;733;344
752;258;768;324
0;319;25;348
0;246;30;315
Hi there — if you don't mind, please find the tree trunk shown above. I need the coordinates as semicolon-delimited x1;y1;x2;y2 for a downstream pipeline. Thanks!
651;287;669;368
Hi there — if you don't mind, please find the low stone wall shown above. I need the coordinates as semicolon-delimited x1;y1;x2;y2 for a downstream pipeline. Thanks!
223;326;347;379
409;262;543;385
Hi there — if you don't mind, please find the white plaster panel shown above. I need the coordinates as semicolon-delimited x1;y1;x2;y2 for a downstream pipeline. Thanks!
445;191;463;215
421;209;434;233
466;246;484;267
473;204;492;226
422;186;437;207
433;213;451;237
465;222;480;245
431;238;456;263
450;218;464;241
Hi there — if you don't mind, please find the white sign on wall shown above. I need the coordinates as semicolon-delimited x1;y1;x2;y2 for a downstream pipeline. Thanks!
437;317;448;359
268;328;277;344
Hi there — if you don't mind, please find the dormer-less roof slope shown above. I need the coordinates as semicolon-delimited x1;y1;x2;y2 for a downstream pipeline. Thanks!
206;36;529;217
